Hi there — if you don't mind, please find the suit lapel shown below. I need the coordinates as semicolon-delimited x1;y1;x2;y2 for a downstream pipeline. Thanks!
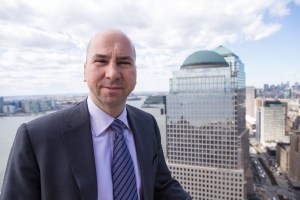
127;105;156;200
62;100;97;200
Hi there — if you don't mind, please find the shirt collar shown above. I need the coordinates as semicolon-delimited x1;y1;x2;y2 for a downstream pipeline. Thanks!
87;96;130;136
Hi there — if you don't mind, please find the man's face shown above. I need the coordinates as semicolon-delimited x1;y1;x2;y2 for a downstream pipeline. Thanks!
84;31;136;112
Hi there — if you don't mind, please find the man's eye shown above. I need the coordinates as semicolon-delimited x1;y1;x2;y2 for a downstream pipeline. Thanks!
120;62;130;65
118;61;132;66
95;60;107;64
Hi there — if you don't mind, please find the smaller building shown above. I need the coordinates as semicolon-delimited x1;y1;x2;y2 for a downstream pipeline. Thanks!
3;105;17;114
246;86;256;118
259;100;289;146
246;115;256;136
142;95;166;114
276;143;290;172
288;131;300;185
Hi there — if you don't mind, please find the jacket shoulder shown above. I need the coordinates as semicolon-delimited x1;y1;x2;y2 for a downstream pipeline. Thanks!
25;100;88;133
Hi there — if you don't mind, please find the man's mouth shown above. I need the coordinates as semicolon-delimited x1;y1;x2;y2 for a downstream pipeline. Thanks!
102;86;122;90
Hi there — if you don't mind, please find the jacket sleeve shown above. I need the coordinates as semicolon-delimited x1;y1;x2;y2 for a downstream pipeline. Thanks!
152;119;192;200
0;123;41;200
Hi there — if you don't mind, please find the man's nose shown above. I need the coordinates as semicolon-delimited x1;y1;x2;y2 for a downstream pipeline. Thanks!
105;61;121;80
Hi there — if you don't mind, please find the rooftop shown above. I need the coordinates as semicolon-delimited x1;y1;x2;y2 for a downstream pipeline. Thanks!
180;50;228;69
264;100;283;107
214;45;238;58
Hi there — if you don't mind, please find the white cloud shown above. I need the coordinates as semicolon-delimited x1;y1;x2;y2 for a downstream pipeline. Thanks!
0;0;298;96
242;15;282;40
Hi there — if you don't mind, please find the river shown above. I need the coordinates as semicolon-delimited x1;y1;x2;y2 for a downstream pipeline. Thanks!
0;114;45;189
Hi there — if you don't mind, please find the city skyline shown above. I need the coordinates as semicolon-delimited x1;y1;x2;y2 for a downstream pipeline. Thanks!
1;0;300;96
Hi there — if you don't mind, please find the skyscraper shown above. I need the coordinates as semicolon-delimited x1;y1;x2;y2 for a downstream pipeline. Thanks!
166;46;250;199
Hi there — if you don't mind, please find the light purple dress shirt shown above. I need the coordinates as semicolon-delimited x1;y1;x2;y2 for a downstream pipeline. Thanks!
87;97;141;200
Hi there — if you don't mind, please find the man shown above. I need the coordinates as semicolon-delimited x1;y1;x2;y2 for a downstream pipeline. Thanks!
0;29;191;200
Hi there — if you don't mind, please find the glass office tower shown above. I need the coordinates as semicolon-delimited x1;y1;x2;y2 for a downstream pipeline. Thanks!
167;46;250;200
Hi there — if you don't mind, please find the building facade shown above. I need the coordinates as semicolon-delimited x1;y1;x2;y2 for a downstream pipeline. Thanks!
289;131;300;184
276;143;290;172
166;46;250;199
259;101;289;146
246;86;256;118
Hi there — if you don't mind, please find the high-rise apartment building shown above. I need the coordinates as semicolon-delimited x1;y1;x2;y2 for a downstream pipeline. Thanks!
166;46;250;200
246;86;256;118
256;109;262;142
289;131;300;184
246;87;256;135
276;143;290;172
258;101;289;146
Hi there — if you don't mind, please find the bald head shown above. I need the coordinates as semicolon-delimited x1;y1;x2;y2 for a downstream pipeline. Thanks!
83;29;137;117
85;29;136;63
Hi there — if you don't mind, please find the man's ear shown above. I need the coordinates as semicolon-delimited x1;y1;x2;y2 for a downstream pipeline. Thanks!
83;63;87;82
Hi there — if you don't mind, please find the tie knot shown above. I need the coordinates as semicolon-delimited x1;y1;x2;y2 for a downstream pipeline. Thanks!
111;119;124;136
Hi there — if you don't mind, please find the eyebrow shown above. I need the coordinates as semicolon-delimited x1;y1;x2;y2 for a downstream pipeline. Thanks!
117;56;134;61
92;54;134;61
92;54;108;60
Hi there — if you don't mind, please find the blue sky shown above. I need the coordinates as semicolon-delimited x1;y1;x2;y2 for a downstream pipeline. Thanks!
227;3;300;88
0;0;299;96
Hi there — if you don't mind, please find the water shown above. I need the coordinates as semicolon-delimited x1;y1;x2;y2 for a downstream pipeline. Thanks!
0;99;145;190
0;114;44;189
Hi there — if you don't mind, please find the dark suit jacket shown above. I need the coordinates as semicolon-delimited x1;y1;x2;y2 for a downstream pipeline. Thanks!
0;100;191;200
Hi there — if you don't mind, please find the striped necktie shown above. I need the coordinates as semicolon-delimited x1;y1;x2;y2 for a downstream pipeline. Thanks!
111;119;138;200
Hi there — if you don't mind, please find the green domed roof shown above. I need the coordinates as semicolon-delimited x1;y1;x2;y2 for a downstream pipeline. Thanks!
181;50;228;69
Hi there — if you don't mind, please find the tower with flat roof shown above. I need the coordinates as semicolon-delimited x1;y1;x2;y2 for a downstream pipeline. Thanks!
246;86;256;118
259;100;288;146
288;131;300;185
166;46;250;199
